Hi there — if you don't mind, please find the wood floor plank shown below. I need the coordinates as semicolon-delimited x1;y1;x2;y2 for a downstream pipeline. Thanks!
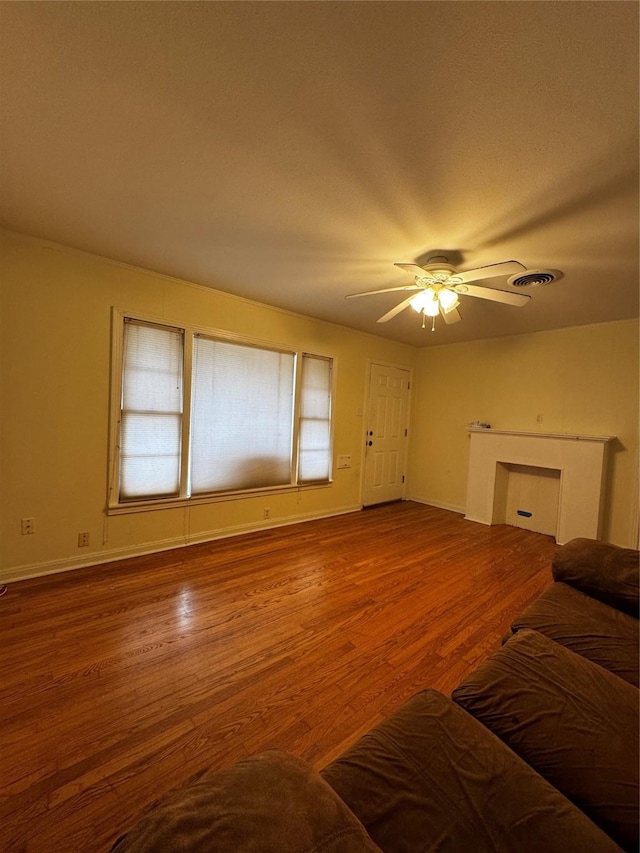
0;502;556;852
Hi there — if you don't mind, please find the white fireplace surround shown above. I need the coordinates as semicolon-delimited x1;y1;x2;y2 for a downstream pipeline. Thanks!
465;428;615;544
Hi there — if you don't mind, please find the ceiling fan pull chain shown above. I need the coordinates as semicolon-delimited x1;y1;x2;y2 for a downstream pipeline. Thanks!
421;312;426;330
431;316;436;332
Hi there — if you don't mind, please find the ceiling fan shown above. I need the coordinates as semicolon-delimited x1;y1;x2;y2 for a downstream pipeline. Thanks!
346;258;531;331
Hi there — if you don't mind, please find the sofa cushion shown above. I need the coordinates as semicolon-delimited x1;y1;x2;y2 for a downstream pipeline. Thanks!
321;689;622;853
111;750;382;853
508;581;639;685
452;629;639;852
552;538;639;617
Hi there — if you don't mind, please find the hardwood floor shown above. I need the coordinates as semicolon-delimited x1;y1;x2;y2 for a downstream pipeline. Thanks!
0;502;557;852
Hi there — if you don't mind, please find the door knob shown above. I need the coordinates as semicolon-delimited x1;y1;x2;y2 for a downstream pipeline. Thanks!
367;440;373;446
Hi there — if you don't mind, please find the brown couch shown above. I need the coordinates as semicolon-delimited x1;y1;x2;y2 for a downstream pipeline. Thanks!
112;538;639;853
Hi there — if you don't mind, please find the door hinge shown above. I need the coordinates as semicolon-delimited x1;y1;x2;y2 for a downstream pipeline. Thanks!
402;475;405;483
404;428;408;437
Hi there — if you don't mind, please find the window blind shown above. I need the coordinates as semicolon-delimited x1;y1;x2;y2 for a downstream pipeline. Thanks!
119;321;184;500
298;354;332;483
191;337;295;494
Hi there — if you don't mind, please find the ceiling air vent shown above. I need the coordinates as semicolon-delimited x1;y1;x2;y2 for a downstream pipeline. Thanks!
507;269;563;288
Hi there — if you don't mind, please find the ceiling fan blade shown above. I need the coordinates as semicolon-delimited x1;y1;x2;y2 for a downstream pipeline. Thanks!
377;294;417;323
394;263;431;278
346;284;420;299
453;260;526;284
454;283;531;306
441;306;461;324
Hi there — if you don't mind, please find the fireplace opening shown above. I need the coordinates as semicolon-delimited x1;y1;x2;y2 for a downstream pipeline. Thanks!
492;463;561;536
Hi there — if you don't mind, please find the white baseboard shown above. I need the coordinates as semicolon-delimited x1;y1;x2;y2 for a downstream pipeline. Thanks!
408;495;466;516
461;515;491;526
2;504;362;584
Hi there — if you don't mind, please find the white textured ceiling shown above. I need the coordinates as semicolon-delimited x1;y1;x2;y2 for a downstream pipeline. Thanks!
1;1;638;347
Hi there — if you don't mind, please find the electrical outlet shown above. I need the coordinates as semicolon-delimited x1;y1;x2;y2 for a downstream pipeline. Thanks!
21;517;35;535
337;454;352;469
263;508;270;520
78;531;90;547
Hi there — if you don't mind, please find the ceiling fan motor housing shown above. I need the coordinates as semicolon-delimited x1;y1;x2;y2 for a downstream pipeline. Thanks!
421;262;458;280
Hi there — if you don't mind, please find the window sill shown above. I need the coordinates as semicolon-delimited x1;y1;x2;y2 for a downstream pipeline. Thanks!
107;480;333;515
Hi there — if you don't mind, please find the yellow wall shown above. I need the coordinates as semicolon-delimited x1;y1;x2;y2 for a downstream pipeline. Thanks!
2;229;638;582
408;321;639;547
0;230;415;580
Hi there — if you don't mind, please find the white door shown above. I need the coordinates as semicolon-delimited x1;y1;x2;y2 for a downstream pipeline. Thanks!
362;363;410;506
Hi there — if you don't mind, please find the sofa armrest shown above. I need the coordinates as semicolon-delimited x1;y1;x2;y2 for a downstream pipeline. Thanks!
111;750;381;853
552;538;639;617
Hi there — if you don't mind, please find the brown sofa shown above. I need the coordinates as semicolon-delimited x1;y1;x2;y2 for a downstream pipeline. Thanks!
112;538;639;853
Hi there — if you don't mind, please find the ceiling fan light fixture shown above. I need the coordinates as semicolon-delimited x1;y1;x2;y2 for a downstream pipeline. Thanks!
409;291;427;312
424;299;440;317
438;288;459;313
410;289;439;315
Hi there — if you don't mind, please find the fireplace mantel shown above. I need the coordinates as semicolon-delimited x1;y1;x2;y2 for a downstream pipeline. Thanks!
468;427;615;443
465;428;615;544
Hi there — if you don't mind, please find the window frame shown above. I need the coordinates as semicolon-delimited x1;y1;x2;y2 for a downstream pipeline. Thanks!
108;309;335;514
118;317;186;502
297;353;333;485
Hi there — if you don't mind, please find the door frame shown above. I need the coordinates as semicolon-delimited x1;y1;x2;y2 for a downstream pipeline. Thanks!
360;359;414;507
